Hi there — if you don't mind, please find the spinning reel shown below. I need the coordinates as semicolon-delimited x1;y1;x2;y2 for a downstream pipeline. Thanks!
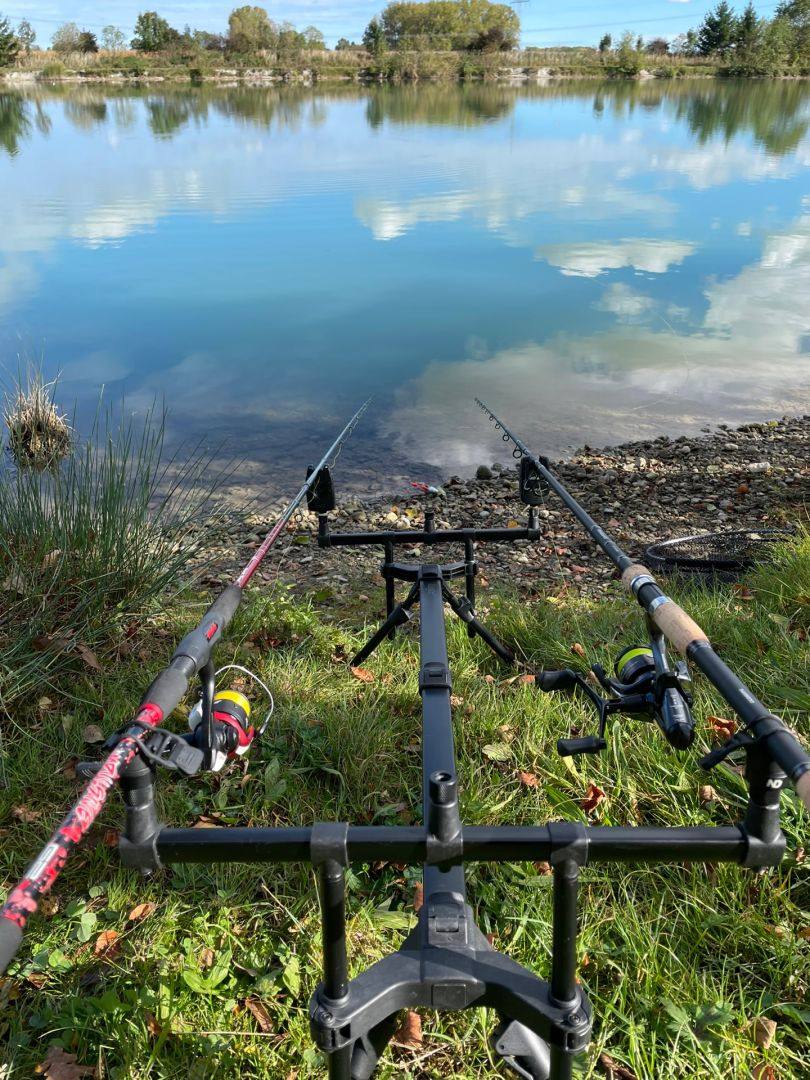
548;624;695;757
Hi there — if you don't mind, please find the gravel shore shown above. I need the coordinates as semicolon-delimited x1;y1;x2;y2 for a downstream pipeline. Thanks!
194;415;810;600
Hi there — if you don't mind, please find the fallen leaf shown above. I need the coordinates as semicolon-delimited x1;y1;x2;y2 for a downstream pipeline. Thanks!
533;861;552;876
737;482;750;495
699;785;717;804
38;696;54;711
580;783;606;814
570;564;589;574
350;666;374;684
598;1052;637;1080
796;847;806;864
752;1017;777;1050
393;1010;422;1049
483;674;495;684
733;583;754;601
478;575;490;588
34;1046;97;1078
40;895;60;917
571;642;586;658
12;805;41;823
103;829;119;848
200;947;215;969
126;902;156;924
76;644;102;672
752;1065;777;1080
93;930;120;958
82;724;105;744
413;883;423;913
244;996;274;1033
707;715;736;740
518;770;539;788
519;673;536;685
483;743;512;762
450;694;464;707
60;758;79;780
506;519;519;529
41;549;61;569
144;1012;162;1037
32;633;70;653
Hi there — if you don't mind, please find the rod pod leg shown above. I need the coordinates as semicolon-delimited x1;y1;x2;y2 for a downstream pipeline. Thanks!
492;1018;551;1079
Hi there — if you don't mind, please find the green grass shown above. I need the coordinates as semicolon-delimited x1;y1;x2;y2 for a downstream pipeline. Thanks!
0;538;808;1077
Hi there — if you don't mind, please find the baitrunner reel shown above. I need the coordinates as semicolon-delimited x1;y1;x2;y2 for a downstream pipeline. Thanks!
188;664;274;772
552;626;695;757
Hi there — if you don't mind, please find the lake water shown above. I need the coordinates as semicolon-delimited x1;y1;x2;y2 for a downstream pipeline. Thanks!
2;80;810;499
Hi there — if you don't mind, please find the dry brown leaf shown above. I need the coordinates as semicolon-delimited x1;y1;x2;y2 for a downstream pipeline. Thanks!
707;715;736;740
737;482;750;495
40;895;60;917
60;757;79;781
580;783;606;814
483;674;495;684
126;902;156;924
519;673;536;685
570;564;589;574
699;785;717;804
76;644;102;672
413;882;424;913
394;1010;422;1049
534;861;552;876
41;549;61;569
752;1017;777;1050
93;930;120;958
796;847;806;864
200;947;215;969
598;1052;638;1080
12;805;41;823
478;575;489;588
82;724;104;745
350;666;374;684
245;996;274;1033
571;642;586;658
103;829;119;848
752;1065;777;1080
450;694;464;707
144;1012;162;1037
518;770;539;788
34;1046;97;1079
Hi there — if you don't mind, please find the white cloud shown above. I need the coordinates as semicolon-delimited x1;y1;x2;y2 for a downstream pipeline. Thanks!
537;238;696;277
594;283;656;318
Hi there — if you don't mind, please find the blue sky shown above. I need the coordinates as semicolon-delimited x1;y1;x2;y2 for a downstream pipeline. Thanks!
3;1;782;51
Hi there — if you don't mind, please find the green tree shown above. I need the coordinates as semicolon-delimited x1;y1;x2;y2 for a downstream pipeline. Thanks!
736;1;759;46
0;93;29;151
598;33;612;53
776;0;810;60
611;30;643;75
363;17;388;55
335;37;356;50
0;14;18;67
16;18;35;52
131;11;179;51
51;21;82;53
376;0;520;51
101;25;126;51
698;1;738;55
78;31;98;53
301;25;325;49
227;5;277;52
645;36;670;55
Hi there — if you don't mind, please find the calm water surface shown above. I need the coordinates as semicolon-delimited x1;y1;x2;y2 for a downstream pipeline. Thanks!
1;81;810;497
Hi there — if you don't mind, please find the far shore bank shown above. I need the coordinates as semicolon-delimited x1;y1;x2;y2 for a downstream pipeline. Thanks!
192;413;810;599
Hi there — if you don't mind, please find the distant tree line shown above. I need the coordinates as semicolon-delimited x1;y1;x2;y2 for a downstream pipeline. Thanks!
600;1;810;74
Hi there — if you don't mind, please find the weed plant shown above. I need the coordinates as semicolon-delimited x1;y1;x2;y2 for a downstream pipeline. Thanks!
0;395;222;709
0;532;807;1077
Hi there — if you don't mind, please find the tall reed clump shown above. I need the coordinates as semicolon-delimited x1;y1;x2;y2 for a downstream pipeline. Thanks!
0;377;223;708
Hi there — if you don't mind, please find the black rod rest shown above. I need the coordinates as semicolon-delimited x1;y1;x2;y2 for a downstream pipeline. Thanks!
110;503;791;1080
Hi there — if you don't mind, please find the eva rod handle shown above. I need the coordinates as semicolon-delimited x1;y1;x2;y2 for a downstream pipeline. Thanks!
656;688;695;751
0;918;22;975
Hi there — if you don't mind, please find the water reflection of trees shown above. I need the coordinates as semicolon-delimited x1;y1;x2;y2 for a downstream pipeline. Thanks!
3;81;810;158
365;84;514;127
0;95;31;156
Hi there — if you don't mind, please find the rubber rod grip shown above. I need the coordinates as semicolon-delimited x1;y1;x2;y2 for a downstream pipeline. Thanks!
204;584;242;629
140;664;191;717
0;918;23;975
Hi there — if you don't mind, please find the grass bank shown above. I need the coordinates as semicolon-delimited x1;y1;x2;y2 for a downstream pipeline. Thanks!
1;515;808;1076
3;46;724;85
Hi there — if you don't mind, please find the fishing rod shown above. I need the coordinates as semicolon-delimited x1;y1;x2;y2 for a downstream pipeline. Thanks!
475;396;810;812
0;398;371;972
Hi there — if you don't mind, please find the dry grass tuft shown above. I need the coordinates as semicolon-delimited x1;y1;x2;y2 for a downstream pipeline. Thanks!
3;373;72;470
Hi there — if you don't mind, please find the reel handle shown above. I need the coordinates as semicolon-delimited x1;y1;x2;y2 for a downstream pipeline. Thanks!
656;687;695;750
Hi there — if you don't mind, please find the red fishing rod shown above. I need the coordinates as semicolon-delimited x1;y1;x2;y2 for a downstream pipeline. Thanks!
0;399;372;972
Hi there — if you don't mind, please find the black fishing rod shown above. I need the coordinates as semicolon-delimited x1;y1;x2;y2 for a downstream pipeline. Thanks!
0;398;371;971
475;397;810;812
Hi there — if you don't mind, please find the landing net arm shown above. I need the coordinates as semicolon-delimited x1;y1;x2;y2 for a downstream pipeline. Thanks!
0;400;372;972
474;397;810;812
